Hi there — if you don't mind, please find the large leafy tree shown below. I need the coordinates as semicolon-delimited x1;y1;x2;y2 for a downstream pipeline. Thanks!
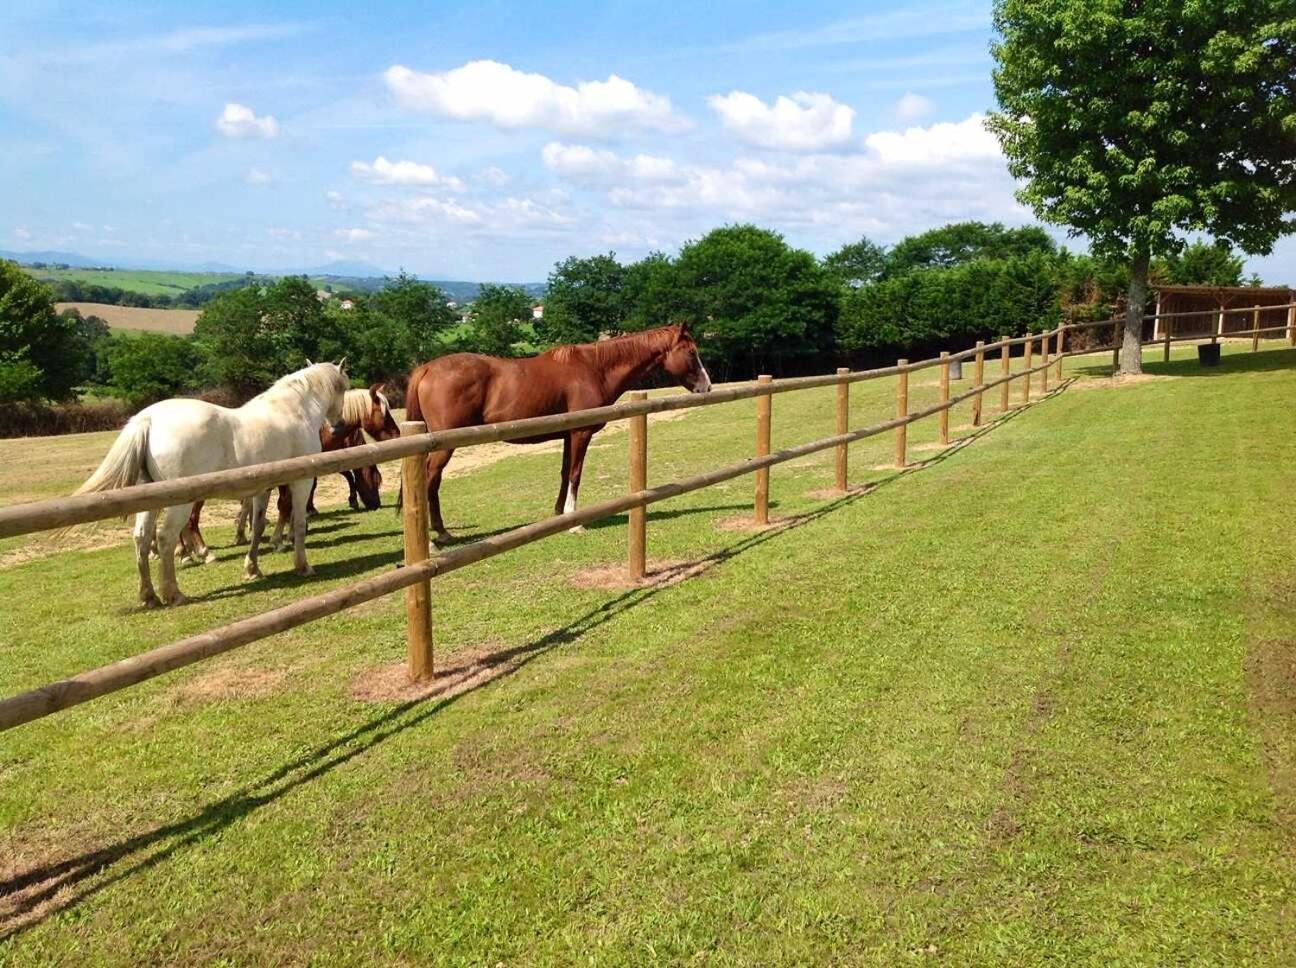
0;260;83;403
674;224;838;376
822;237;888;288
882;222;1056;277
471;284;533;357
622;251;686;331
1152;240;1245;287
370;271;456;361
541;253;625;344
990;0;1296;374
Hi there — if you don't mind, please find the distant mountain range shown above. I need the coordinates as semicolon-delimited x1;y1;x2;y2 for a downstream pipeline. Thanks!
0;250;544;301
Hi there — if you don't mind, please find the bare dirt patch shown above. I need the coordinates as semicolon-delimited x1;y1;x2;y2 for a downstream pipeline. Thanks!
569;557;715;591
803;484;878;501
715;513;799;533
173;665;289;703
56;303;199;334
348;640;525;704
1072;373;1176;391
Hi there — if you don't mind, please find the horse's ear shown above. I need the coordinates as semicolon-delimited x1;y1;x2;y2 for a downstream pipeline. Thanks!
337;356;348;372
369;382;385;402
305;357;314;366
674;320;692;342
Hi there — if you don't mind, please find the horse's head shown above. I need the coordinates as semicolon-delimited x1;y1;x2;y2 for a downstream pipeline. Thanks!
354;463;383;511
661;322;712;393
364;383;401;441
316;360;349;426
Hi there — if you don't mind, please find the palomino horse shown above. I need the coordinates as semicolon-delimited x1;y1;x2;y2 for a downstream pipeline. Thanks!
182;385;399;562
76;362;348;606
405;323;711;544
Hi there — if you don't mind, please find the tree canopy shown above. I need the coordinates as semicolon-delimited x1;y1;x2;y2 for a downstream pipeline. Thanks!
882;222;1056;277
0;261;85;403
989;0;1296;372
541;254;625;344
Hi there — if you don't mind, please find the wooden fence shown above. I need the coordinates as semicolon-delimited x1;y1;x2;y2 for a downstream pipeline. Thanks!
1;302;1293;733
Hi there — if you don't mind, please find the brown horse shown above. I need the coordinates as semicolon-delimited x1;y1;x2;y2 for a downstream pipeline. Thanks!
405;323;711;543
179;384;400;562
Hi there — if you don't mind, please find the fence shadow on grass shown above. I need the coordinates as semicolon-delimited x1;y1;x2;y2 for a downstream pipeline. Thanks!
0;378;1071;944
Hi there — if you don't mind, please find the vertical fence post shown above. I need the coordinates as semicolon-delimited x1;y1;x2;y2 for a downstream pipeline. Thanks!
628;391;648;580
1252;305;1261;352
972;341;985;427
938;351;951;445
835;367;849;491
999;339;1010;413
1214;308;1223;343
1040;333;1050;394
400;421;433;682
1055;326;1065;381
1163;315;1171;363
1287;305;1295;347
895;360;909;468
1111;319;1122;372
1022;332;1034;404
755;374;772;524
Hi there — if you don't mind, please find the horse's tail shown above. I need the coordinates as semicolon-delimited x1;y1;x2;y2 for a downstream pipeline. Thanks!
76;414;151;496
394;366;426;516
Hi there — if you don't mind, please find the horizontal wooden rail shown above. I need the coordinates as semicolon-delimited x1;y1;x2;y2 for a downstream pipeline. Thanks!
0;356;1056;731
0;329;1063;540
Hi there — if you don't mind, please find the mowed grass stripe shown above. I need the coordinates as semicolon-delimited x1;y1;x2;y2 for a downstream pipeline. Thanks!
0;346;1293;964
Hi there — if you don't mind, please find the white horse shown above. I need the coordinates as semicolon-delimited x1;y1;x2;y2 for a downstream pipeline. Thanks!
76;362;349;607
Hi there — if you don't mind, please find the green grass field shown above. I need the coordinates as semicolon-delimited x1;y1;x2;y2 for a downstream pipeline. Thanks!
24;268;244;297
1;344;1294;964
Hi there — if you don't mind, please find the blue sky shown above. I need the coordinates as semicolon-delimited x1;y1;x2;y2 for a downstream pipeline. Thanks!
2;0;1290;282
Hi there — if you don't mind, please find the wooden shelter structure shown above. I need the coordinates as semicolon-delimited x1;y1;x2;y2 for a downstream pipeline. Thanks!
1151;285;1295;340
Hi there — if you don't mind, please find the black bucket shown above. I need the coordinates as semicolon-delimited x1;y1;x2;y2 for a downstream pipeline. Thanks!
1198;343;1221;367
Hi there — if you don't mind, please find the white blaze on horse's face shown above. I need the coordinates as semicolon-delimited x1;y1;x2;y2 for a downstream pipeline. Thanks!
691;358;713;394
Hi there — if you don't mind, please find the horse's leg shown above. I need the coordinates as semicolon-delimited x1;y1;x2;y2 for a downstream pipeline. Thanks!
270;485;291;551
309;477;321;516
186;501;215;564
425;448;455;545
133;510;161;608
553;436;572;516
343;471;357;511
288;478;314;576
244;491;271;580
156;503;194;606
563;429;596;534
234;499;251;545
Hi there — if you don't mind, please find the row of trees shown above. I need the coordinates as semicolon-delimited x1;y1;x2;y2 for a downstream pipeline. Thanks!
0;217;1268;410
45;275;263;309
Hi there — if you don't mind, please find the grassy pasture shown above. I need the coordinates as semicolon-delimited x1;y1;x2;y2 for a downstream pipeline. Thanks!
1;344;1295;964
27;268;243;297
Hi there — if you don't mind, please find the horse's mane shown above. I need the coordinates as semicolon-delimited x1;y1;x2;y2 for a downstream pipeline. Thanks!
341;388;372;425
257;364;346;408
547;325;677;366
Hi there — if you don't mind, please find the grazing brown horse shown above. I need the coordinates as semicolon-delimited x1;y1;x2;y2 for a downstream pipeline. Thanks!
179;384;399;562
405;323;712;543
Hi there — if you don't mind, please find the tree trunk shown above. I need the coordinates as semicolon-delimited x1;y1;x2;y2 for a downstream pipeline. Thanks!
1121;251;1149;376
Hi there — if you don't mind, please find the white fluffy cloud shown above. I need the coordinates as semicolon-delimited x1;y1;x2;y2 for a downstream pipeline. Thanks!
707;91;854;151
349;156;465;190
863;113;999;164
243;167;273;186
333;227;375;242
541;114;1023;243
216;102;279;139
895;92;935;122
383;60;687;136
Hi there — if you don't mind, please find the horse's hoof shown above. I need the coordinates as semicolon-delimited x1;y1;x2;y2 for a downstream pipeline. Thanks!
203;552;217;565
162;591;190;607
139;593;162;609
295;564;314;577
243;566;262;581
568;525;586;535
433;531;454;547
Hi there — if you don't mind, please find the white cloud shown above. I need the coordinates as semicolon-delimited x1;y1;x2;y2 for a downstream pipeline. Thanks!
216;102;279;140
541;114;1022;243
383;60;687;136
895;93;935;122
333;227;376;242
244;167;273;186
11;227;32;241
863;113;999;164
477;165;511;186
349;156;465;190
325;190;346;209
708;91;854;151
72;221;93;232
267;227;302;240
